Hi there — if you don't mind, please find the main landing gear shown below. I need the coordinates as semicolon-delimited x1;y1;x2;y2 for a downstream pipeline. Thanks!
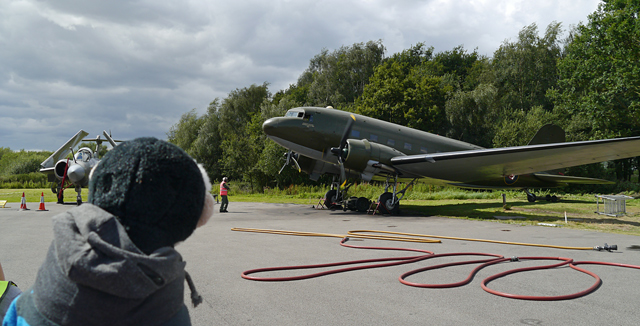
525;189;558;203
375;176;416;215
323;175;416;215
324;178;371;212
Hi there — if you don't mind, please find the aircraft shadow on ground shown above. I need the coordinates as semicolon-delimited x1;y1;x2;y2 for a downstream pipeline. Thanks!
394;199;640;229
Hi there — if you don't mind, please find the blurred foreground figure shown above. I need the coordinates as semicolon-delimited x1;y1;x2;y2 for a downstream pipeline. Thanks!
3;138;215;326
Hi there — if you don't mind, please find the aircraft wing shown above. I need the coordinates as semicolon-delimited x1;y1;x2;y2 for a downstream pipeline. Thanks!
532;174;614;185
390;136;640;183
40;130;89;169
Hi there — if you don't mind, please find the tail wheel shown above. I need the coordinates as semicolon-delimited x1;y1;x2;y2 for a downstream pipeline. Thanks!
378;192;400;215
527;193;537;203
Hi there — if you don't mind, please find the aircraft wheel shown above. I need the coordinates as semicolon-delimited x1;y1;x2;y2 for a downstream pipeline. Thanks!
356;197;370;213
545;194;552;202
324;190;341;209
551;195;558;202
527;193;537;203
378;192;400;215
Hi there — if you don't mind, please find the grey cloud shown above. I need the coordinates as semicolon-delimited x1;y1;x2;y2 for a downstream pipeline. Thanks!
0;0;600;151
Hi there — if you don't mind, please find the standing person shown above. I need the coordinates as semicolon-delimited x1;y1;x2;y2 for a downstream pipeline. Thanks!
3;138;215;326
220;177;230;212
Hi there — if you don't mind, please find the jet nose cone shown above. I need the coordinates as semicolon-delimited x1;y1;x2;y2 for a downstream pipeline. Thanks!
67;164;86;184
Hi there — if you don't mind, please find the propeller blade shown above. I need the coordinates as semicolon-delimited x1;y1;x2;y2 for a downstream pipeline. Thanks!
279;151;301;174
328;114;356;189
291;155;302;173
339;114;356;150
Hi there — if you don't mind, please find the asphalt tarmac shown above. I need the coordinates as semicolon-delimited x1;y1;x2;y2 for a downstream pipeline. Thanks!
2;201;640;325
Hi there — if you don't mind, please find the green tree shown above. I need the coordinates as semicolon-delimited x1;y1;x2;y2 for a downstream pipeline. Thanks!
550;0;640;182
492;106;559;147
167;109;204;156
190;99;223;179
218;83;271;136
217;83;271;188
445;83;499;147
356;44;454;134
302;40;386;109
493;22;563;112
550;0;640;139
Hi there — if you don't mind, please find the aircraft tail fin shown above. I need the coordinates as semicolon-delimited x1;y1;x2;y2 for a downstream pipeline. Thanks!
528;124;566;175
528;124;565;146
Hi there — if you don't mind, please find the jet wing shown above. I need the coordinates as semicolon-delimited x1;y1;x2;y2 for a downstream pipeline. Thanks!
390;136;640;183
40;130;90;169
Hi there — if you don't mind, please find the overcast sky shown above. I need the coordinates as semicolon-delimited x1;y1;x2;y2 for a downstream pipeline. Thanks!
1;0;601;151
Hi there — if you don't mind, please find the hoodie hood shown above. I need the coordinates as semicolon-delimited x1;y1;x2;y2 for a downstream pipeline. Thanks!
31;204;187;325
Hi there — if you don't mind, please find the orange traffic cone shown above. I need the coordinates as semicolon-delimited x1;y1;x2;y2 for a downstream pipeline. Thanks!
18;192;29;211
37;192;48;211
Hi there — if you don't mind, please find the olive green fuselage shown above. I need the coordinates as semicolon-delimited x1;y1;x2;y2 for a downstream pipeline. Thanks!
262;107;576;189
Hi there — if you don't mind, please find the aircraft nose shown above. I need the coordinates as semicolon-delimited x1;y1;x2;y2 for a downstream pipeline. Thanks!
262;117;281;137
67;164;86;184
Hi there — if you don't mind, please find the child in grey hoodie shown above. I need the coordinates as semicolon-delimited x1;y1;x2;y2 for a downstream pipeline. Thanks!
3;137;214;326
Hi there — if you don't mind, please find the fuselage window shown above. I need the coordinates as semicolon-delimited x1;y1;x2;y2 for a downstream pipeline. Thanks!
351;130;360;138
369;134;378;142
420;147;428;153
404;142;412;150
387;139;395;147
303;114;313;122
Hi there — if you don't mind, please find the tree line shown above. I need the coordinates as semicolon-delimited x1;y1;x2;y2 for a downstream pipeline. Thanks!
168;1;640;191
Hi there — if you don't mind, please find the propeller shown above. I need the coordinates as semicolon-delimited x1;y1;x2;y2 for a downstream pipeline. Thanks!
278;150;301;174
330;114;356;187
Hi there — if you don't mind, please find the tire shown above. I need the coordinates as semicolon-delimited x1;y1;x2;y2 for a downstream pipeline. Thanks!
324;190;341;209
356;197;370;213
527;193;537;203
378;192;400;215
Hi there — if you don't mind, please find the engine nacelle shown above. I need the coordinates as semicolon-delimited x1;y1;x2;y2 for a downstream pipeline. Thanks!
54;160;69;179
344;139;405;175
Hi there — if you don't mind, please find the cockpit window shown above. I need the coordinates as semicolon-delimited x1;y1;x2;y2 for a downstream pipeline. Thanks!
285;110;305;118
75;148;93;162
303;113;313;122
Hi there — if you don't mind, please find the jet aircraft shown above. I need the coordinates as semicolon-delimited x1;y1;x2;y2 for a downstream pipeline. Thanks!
40;130;121;205
263;106;640;214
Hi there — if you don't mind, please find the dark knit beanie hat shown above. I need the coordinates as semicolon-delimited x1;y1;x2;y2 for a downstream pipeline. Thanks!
88;137;208;254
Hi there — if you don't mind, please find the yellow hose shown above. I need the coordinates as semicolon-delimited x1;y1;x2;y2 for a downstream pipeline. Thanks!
232;228;597;250
231;228;441;243
348;230;596;250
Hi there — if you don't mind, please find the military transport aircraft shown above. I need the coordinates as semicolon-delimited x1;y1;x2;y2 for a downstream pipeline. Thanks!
263;106;640;214
40;130;121;205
